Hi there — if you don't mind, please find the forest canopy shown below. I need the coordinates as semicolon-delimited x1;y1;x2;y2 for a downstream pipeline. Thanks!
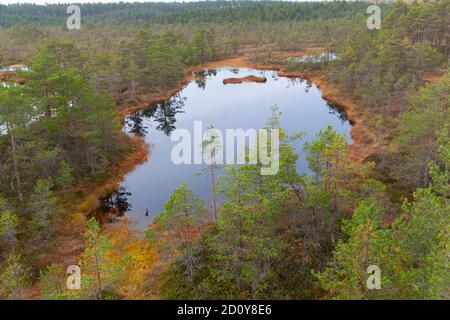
0;0;448;301
0;1;376;27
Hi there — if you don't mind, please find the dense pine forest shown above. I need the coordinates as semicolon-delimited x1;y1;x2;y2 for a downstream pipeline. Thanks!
0;1;448;300
0;1;372;26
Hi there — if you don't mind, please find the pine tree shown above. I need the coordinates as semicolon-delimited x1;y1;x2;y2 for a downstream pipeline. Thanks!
159;182;205;283
29;178;57;240
80;218;113;300
394;73;449;188
0;254;31;300
0;199;18;254
0;86;33;202
316;126;450;300
199;125;222;220
315;201;390;300
55;160;75;190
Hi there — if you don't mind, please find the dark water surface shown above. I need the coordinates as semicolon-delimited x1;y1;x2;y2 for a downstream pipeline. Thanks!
108;67;351;227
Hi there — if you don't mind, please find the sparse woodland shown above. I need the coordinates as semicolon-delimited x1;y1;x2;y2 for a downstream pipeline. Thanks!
0;1;448;300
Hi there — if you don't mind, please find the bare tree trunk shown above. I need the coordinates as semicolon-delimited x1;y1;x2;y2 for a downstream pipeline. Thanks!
423;136;434;187
236;213;243;295
44;87;51;118
211;164;217;220
94;248;103;300
7;124;23;202
184;195;194;283
235;176;243;295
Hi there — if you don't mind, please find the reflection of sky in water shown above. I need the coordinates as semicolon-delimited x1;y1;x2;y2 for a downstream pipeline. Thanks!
117;67;351;227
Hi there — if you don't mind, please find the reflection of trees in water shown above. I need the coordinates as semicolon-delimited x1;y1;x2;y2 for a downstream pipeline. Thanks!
92;186;132;223
304;80;312;93
125;93;186;136
327;102;349;124
195;75;206;90
127;111;147;136
287;77;302;88
103;187;132;217
107;187;132;217
149;94;186;135
193;69;217;90
284;77;305;89
270;70;278;81
284;77;313;92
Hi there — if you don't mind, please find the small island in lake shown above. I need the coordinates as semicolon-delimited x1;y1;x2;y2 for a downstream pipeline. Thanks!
223;75;267;84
